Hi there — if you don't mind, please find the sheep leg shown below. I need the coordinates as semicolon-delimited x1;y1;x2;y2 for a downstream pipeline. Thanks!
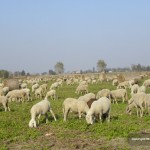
140;106;144;117
50;109;57;121
63;108;69;121
37;114;41;125
45;113;49;123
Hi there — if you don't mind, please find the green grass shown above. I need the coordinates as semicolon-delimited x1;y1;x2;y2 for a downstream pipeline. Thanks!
0;79;150;149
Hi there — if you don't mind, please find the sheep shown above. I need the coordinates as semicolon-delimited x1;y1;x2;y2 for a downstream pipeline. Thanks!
143;79;150;87
96;89;110;99
6;90;25;102
20;83;27;89
29;98;57;128
0;96;10;111
2;87;9;96
35;87;43;99
110;89;128;104
21;88;31;101
40;83;48;94
86;97;111;124
50;82;59;90
144;94;150;115
32;83;39;92
45;90;57;100
78;93;96;102
112;79;118;86
137;85;146;93
131;84;139;95
63;98;89;121
117;81;129;89
126;93;146;117
75;84;88;94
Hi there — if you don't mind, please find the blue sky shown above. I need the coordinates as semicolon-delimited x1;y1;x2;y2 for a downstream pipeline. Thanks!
0;0;150;73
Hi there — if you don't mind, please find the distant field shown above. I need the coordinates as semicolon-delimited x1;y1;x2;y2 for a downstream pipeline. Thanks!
0;76;150;150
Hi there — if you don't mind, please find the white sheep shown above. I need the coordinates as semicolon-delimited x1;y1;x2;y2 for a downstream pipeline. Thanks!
117;81;129;89
50;82;59;90
78;93;96;102
2;87;9;96
86;97;111;124
32;83;39;92
143;79;150;87
75;84;88;94
110;89;128;104
131;84;139;95
29;98;56;128
35;87;43;99
96;89;110;99
45;90;57;100
0;96;10;111
63;98;89;121
126;93;146;117
137;85;146;93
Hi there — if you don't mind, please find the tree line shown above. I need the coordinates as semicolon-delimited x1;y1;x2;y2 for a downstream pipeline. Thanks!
1;60;150;78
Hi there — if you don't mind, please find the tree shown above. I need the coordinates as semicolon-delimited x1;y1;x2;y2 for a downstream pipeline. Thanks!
49;69;56;75
97;59;107;72
21;70;26;76
54;62;64;74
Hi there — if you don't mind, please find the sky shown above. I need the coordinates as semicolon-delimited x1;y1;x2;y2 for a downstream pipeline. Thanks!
0;0;150;73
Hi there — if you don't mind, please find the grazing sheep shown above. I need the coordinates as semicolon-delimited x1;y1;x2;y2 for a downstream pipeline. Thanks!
117;81;129;89
32;83;39;92
86;97;111;124
46;90;57;100
20;83;27;89
96;89;110;99
112;79;118;86
29;98;56;128
2;87;9;96
131;84;139;95
50;82;60;90
137;85;146;93
63;98;89;121
6;90;25;102
40;84;48;93
144;94;150;115
78;93;96;102
0;96;10;111
143;79;150;87
35;87;43;99
126;93;146;117
110;89;128;104
75;84;88;94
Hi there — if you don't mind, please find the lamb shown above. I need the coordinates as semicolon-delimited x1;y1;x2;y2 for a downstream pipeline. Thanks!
0;96;10;111
86;97;111;124
45;90;57;100
126;93;146;117
40;84;48;93
29;98;57;128
96;89;110;99
63;98;89;121
110;89;128;104
75;84;88;94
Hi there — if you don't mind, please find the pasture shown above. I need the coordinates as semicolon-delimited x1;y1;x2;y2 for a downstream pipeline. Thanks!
0;73;150;150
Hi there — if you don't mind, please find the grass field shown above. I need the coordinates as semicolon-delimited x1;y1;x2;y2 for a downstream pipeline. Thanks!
0;78;150;149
